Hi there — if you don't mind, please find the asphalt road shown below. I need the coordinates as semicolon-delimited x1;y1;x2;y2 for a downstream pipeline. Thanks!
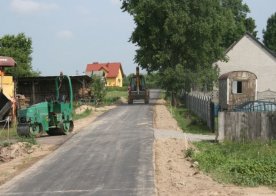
0;90;161;196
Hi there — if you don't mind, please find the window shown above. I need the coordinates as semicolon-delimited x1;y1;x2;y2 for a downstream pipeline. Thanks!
232;81;242;94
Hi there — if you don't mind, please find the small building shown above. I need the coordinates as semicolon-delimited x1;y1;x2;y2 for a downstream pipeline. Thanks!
219;71;257;110
85;62;124;87
214;33;276;94
17;75;92;105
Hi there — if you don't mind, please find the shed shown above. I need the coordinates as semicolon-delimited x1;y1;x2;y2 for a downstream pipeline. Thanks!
16;75;92;105
219;71;257;110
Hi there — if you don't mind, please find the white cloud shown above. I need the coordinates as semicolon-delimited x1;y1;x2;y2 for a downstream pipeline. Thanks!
57;30;74;40
11;0;58;14
111;0;121;5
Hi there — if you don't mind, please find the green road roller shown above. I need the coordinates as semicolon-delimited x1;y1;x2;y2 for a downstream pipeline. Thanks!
17;74;74;136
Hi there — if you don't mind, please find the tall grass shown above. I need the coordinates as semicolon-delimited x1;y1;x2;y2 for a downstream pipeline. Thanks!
0;125;18;142
103;90;128;105
0;125;37;146
192;141;276;187
171;106;212;134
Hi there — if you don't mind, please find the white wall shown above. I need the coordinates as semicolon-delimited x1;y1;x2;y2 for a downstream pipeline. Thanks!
215;34;276;92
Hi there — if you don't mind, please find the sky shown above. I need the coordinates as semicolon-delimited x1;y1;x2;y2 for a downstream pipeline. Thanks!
0;0;275;76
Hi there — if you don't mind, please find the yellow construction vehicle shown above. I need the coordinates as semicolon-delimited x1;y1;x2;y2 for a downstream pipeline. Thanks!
128;66;149;104
0;56;16;122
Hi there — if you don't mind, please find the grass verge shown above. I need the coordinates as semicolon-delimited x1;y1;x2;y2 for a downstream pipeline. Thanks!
73;108;92;121
0;125;37;146
191;141;276;187
103;90;127;105
0;125;18;142
170;105;212;134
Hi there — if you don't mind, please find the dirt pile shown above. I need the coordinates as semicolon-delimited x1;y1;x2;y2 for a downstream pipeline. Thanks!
0;142;40;163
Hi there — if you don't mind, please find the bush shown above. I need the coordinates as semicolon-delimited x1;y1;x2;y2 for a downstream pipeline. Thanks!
91;76;106;103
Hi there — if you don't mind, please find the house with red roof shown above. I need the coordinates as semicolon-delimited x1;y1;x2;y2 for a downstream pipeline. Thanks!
85;62;124;87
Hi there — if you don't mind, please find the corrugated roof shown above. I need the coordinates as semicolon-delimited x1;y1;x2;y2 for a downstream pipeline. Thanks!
86;62;124;78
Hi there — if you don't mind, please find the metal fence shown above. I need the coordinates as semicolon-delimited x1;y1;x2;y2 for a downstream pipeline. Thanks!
182;92;215;131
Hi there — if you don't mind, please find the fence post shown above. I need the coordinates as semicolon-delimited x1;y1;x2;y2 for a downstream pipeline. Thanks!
210;101;215;132
261;113;270;140
217;112;225;141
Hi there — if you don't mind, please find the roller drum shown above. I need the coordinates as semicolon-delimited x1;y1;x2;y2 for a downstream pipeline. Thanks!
17;123;31;136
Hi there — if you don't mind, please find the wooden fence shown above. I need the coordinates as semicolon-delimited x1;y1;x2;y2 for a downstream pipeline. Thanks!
183;92;215;131
218;112;276;141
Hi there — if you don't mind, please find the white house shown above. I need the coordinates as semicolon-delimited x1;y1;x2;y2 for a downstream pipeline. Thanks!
214;33;276;93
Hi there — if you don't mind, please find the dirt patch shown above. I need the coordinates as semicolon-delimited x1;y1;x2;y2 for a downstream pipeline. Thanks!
0;143;52;185
0;142;40;163
154;99;276;196
74;105;95;115
154;99;181;131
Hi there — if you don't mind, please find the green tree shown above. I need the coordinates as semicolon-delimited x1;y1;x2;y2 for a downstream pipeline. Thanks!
0;33;40;77
122;0;256;105
263;12;276;52
91;75;106;104
122;1;226;88
220;0;257;47
123;74;133;87
144;72;160;89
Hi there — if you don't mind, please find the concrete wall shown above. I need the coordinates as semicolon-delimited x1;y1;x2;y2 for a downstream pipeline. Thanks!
215;34;276;92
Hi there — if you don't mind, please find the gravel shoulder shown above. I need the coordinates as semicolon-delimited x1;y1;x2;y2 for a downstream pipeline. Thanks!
153;99;276;196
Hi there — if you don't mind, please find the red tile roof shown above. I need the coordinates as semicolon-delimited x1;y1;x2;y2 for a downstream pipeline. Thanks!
86;62;124;78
